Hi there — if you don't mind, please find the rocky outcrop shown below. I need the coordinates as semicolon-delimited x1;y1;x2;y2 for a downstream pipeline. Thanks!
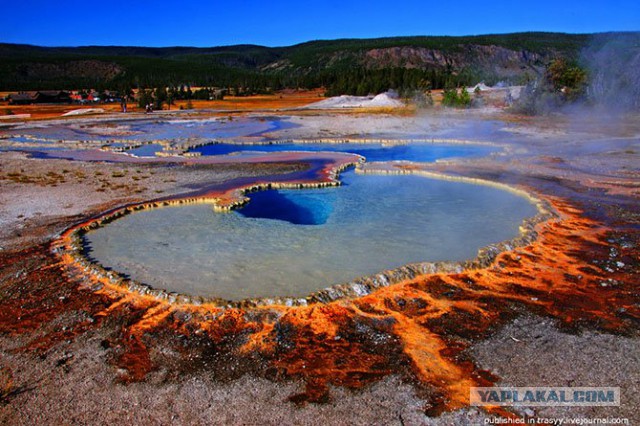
361;44;550;78
363;46;453;69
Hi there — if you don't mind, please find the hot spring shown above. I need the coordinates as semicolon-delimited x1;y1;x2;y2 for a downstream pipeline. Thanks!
83;169;538;301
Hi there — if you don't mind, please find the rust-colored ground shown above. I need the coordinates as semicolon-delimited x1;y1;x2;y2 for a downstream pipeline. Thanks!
173;89;326;112
1;102;124;120
1;181;636;416
0;107;638;421
0;90;326;120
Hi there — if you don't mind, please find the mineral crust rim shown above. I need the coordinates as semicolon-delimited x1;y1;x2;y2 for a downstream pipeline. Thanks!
53;159;557;309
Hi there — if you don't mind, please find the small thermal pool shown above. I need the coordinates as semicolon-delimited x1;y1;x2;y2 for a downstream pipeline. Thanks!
84;170;538;301
192;142;495;162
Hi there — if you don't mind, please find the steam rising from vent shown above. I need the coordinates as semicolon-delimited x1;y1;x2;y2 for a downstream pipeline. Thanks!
512;32;640;115
582;32;640;111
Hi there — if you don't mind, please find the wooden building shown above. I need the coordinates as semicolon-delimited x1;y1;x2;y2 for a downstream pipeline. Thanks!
8;91;71;105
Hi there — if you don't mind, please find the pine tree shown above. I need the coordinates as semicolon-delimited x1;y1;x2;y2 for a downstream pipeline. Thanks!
137;89;153;109
154;86;168;110
458;86;471;107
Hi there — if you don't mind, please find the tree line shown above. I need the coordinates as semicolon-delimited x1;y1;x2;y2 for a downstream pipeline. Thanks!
0;52;492;98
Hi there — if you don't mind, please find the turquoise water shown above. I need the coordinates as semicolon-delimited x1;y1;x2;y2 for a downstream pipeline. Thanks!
126;143;165;157
84;170;537;301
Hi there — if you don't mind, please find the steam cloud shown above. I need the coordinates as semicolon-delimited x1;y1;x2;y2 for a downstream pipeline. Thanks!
582;32;640;111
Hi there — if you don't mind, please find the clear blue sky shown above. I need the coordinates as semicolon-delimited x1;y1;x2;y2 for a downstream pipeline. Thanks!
1;0;639;47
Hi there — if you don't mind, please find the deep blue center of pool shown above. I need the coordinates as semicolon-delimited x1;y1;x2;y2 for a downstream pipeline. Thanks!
204;142;496;225
239;190;333;225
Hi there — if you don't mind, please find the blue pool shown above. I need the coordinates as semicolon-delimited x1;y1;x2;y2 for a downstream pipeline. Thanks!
84;170;537;301
192;141;495;162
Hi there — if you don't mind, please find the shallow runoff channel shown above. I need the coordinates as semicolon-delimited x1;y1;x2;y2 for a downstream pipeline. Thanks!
82;141;540;302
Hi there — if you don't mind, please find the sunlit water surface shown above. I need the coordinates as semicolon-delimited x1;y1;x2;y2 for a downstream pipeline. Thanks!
85;171;537;300
193;141;494;162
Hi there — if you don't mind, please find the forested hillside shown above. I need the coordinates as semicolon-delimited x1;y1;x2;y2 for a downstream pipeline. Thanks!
0;32;596;94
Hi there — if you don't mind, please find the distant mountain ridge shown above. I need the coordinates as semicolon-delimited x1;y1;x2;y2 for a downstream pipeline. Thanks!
0;32;617;92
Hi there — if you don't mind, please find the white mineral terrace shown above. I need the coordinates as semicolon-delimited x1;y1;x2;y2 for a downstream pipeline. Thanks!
58;162;552;307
